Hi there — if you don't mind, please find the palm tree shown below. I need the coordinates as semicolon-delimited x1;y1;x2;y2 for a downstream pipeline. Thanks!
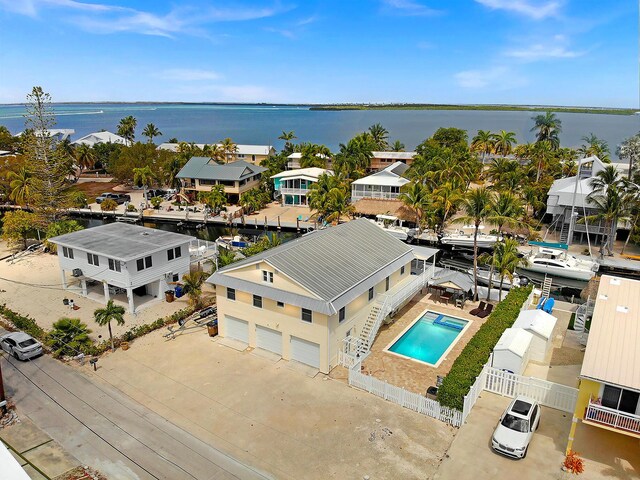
198;185;227;214
492;130;517;156
278;131;297;153
94;299;126;351
432;183;463;232
325;188;354;224
470;130;495;164
308;173;342;219
589;164;623;195
133;166;155;208
455;187;494;300
621;184;640;255
530;111;562;149
142;123;162;144
181;271;209;308
368;123;389;150
117;116;137;145
399;181;429;232
493;239;526;301
209;144;227;164
584;187;627;256
299;143;332;169
390;140;405;152
579;133;610;161
531;140;553;182
220;137;238;163
74;144;96;174
47;317;93;357
7;166;32;205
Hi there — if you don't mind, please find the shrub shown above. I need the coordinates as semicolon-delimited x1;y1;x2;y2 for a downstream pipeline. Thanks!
0;304;46;340
437;285;533;410
563;450;585;474
150;196;163;209
126;204;138;212
44;220;84;253
47;317;93;357
100;199;118;211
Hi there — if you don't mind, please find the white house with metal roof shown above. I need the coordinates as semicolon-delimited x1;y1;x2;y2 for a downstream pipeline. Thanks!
567;275;640;453
49;223;193;313
271;167;332;207
176;158;266;203
351;162;410;201
370;151;416;171
159;143;275;165
207;219;437;373
72;131;127;147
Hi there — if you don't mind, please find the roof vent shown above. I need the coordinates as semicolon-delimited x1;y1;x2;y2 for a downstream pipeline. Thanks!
598;294;608;300
610;277;621;285
141;232;150;236
616;306;629;314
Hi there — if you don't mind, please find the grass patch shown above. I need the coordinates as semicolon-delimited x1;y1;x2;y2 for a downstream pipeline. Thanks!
437;285;533;411
568;312;576;330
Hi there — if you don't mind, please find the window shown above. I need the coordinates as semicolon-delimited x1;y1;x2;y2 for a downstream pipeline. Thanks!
262;270;274;283
137;256;152;271
87;253;99;266
301;308;312;323
108;259;121;272
62;247;74;259
401;266;405;275
277;301;285;308
339;307;345;323
368;287;374;301
602;385;640;414
253;295;263;308
174;246;181;258
167;246;181;261
385;276;390;292
172;274;179;282
167;249;174;261
227;287;236;301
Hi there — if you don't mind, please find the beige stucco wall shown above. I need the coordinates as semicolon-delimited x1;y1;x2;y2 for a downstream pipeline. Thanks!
224;261;319;297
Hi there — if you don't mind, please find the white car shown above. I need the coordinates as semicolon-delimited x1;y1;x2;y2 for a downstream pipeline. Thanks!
0;332;43;361
491;396;541;459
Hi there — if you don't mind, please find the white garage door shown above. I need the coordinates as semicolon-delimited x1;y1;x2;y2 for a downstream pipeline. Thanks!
225;316;249;343
256;326;282;355
290;336;320;369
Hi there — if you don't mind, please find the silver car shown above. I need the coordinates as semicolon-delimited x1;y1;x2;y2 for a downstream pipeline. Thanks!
491;395;541;459
0;332;43;361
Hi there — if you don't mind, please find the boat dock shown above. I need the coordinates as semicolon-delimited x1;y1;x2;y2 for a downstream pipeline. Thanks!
596;256;640;278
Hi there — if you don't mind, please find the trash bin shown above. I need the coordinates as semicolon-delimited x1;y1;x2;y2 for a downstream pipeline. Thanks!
165;290;175;303
207;320;218;337
174;285;184;298
426;386;438;400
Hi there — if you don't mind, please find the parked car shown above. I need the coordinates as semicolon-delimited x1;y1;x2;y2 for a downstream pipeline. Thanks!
96;193;131;204
145;189;167;200
0;332;43;361
491;395;541;459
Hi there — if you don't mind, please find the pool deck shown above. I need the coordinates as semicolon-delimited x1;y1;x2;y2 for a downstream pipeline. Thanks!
359;292;487;395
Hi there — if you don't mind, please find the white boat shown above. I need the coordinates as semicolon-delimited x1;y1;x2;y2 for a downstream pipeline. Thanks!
520;245;598;281
440;230;502;249
470;268;522;290
369;215;414;241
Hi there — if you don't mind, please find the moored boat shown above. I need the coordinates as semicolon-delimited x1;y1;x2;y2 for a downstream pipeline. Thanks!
519;241;598;281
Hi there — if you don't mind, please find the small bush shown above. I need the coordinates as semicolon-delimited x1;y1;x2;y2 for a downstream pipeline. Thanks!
437;285;533;410
100;199;118;211
0;304;46;340
150;196;163;209
127;204;138;212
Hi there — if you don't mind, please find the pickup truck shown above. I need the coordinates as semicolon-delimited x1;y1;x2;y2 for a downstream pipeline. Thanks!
95;193;131;204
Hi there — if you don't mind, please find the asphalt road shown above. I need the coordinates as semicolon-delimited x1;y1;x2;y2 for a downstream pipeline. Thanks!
1;348;271;480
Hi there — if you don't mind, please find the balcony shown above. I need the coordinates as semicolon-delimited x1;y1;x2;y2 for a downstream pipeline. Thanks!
584;402;640;437
280;188;309;196
351;190;401;201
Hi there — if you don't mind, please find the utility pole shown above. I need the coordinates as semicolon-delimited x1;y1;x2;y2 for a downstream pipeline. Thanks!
0;357;7;416
566;160;583;246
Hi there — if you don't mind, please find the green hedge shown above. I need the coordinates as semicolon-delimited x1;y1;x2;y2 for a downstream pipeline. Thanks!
0;304;46;340
437;285;533;411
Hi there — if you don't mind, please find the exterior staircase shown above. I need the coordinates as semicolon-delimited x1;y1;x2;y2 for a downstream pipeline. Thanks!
559;221;570;244
357;303;384;354
574;296;594;333
541;277;553;300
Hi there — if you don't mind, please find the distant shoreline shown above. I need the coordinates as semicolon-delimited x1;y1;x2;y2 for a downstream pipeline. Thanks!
0;102;635;115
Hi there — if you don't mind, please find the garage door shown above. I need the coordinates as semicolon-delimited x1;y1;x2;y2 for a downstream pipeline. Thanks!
290;336;320;369
225;316;249;343
256;326;282;355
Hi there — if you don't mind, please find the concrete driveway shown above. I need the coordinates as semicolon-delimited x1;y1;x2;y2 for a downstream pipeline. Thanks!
434;392;573;480
87;326;457;480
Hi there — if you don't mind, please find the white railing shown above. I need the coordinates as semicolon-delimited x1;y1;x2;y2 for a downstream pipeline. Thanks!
349;368;463;427
351;190;401;200
585;403;640;434
279;187;310;196
484;367;578;413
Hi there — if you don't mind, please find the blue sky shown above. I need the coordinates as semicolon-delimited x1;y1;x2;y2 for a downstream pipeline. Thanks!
0;0;636;106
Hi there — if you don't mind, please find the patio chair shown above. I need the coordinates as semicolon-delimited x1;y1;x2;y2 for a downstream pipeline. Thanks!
477;303;494;318
469;301;486;316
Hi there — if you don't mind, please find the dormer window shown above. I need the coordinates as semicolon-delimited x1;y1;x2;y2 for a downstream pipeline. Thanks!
263;270;274;283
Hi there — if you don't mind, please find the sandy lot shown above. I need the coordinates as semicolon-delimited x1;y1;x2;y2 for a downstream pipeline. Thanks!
85;326;457;480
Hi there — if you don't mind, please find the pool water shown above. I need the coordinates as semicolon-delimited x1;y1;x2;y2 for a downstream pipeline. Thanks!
387;311;469;365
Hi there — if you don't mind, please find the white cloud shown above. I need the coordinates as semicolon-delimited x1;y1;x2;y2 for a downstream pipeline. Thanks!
172;83;280;102
381;0;442;17
159;69;221;81
504;34;584;61
475;0;561;20
454;66;527;89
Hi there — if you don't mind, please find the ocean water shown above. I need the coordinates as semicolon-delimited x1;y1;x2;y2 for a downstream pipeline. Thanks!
1;103;639;157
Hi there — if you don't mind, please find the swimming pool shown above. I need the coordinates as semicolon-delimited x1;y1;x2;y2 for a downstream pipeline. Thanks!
385;310;470;367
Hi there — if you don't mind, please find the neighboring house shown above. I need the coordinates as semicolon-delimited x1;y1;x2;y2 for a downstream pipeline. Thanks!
207;219;436;373
369;151;416;172
566;275;640;454
16;128;75;142
159;143;275;165
351;162;410;201
546;156;628;245
271;167;332;207
72;131;127;147
176;158;266;203
286;152;331;170
49;223;193;313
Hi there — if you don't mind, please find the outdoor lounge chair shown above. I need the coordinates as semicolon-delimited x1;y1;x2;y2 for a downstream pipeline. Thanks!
469;301;486;316
477;303;494;318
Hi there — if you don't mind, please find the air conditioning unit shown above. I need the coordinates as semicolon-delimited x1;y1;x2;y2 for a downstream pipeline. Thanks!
72;268;83;277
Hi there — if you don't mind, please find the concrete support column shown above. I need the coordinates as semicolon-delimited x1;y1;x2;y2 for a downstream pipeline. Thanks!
60;269;67;289
126;287;135;314
103;282;110;304
81;279;87;296
565;415;579;454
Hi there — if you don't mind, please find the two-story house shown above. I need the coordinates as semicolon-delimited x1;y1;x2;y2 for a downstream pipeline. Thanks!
207;219;436;373
72;131;127;147
176;158;266;204
49;223;193;313
159;143;275;165
351;162;410;201
271;168;332;207
369;151;416;172
566;275;640;455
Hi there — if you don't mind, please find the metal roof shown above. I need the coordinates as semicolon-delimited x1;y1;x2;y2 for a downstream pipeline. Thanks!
49;223;194;262
411;245;439;260
513;310;557;339
494;328;533;357
271;168;332;180
176;158;266;181
72;131;127;146
371;151;416;160
208;219;414;313
580;275;640;390
158;143;273;155
429;267;474;292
